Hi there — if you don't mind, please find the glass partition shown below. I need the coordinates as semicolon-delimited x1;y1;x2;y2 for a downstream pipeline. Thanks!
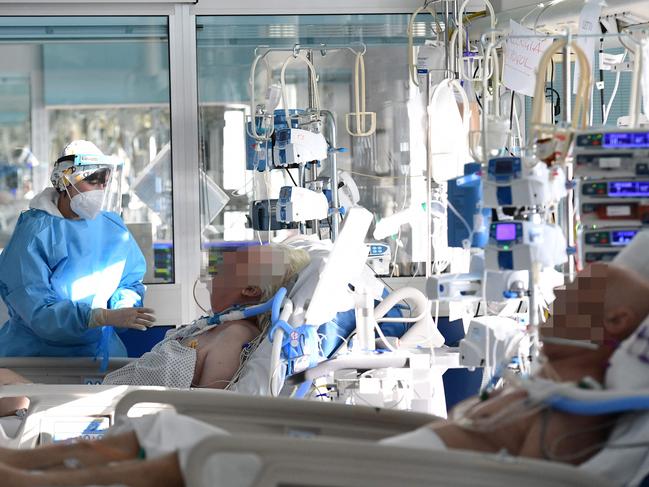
0;16;173;283
197;14;436;276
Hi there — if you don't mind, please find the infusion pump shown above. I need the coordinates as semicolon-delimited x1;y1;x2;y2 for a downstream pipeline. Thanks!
572;129;649;178
573;129;649;263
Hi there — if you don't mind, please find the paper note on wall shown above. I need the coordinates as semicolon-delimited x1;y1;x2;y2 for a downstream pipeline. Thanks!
503;19;552;97
573;0;603;94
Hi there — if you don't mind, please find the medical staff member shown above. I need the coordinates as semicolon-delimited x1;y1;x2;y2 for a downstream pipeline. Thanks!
0;140;155;358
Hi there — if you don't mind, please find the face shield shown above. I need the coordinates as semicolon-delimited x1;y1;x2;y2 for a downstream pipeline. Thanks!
51;153;124;214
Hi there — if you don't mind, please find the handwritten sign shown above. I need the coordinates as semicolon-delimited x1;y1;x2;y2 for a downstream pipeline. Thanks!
503;19;552;97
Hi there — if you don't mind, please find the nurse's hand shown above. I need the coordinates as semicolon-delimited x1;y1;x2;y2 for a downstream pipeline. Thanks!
89;307;157;331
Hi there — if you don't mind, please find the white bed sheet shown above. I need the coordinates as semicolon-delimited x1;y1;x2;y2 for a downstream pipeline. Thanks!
580;411;649;486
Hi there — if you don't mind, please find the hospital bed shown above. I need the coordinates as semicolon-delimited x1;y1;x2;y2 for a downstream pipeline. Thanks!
114;388;437;440
0;385;437;448
184;435;610;487
0;384;166;447
0;357;133;384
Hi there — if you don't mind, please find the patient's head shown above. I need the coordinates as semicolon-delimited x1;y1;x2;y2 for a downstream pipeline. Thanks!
546;262;649;345
210;243;310;315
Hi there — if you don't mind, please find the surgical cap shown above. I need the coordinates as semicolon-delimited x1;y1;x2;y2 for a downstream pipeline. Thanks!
50;140;109;192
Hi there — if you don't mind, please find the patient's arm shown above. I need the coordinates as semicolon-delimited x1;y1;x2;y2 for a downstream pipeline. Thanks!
0;431;140;470
189;320;260;388
0;397;30;417
0;368;32;417
0;369;30;385
0;452;183;487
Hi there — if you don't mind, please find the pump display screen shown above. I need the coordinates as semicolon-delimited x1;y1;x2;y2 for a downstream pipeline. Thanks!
611;230;638;246
494;159;514;173
608;181;649;197
495;223;517;241
603;132;649;148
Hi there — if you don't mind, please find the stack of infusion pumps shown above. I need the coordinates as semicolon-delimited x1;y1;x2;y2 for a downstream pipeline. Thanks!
573;130;649;264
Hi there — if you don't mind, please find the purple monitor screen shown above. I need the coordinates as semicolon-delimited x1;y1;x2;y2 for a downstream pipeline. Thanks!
603;132;649;148
608;181;649;198
611;230;638;246
495;223;517;241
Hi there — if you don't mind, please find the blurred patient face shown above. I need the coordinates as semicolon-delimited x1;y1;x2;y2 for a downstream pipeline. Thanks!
547;263;608;342
210;245;288;314
546;262;649;344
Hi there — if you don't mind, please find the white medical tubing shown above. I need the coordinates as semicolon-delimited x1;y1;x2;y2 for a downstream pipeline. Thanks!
192;278;209;314
447;199;474;249
456;0;496;81
531;38;592;131
603;51;626;125
373;287;428;322
480;41;501;162
280;53;321;123
269;298;294;396
345;50;377;137
407;4;443;87
375;287;443;348
629;40;644;128
248;54;274;141
355;53;365;131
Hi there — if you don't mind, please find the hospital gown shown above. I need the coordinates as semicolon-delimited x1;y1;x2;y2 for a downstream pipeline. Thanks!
0;188;146;357
102;319;206;387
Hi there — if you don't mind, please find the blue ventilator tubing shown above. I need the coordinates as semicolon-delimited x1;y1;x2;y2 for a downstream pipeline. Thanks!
546;395;649;415
293;379;313;398
206;287;286;326
271;287;286;324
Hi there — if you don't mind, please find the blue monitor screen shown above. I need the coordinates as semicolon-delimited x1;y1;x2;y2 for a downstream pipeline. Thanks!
608;181;649;197
603;132;649;148
495;223;517;241
611;230;638;246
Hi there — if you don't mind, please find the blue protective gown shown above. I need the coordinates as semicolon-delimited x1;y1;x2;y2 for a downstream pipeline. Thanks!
0;207;146;357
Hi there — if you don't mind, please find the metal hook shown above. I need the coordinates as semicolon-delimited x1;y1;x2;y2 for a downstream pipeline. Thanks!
254;44;271;58
293;43;301;58
320;43;327;57
359;41;367;56
346;42;367;57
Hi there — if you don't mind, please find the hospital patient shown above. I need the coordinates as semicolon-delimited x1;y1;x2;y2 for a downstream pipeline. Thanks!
102;243;310;389
0;259;648;486
0;243;310;404
0;244;310;418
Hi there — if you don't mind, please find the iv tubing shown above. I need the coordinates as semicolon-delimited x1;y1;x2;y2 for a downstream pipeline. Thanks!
280;53;321;123
456;0;496;81
407;4;443;87
345;51;377;137
531;38;592;131
248;54;274;141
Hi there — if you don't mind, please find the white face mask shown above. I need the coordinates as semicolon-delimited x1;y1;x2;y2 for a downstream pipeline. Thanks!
70;189;105;220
